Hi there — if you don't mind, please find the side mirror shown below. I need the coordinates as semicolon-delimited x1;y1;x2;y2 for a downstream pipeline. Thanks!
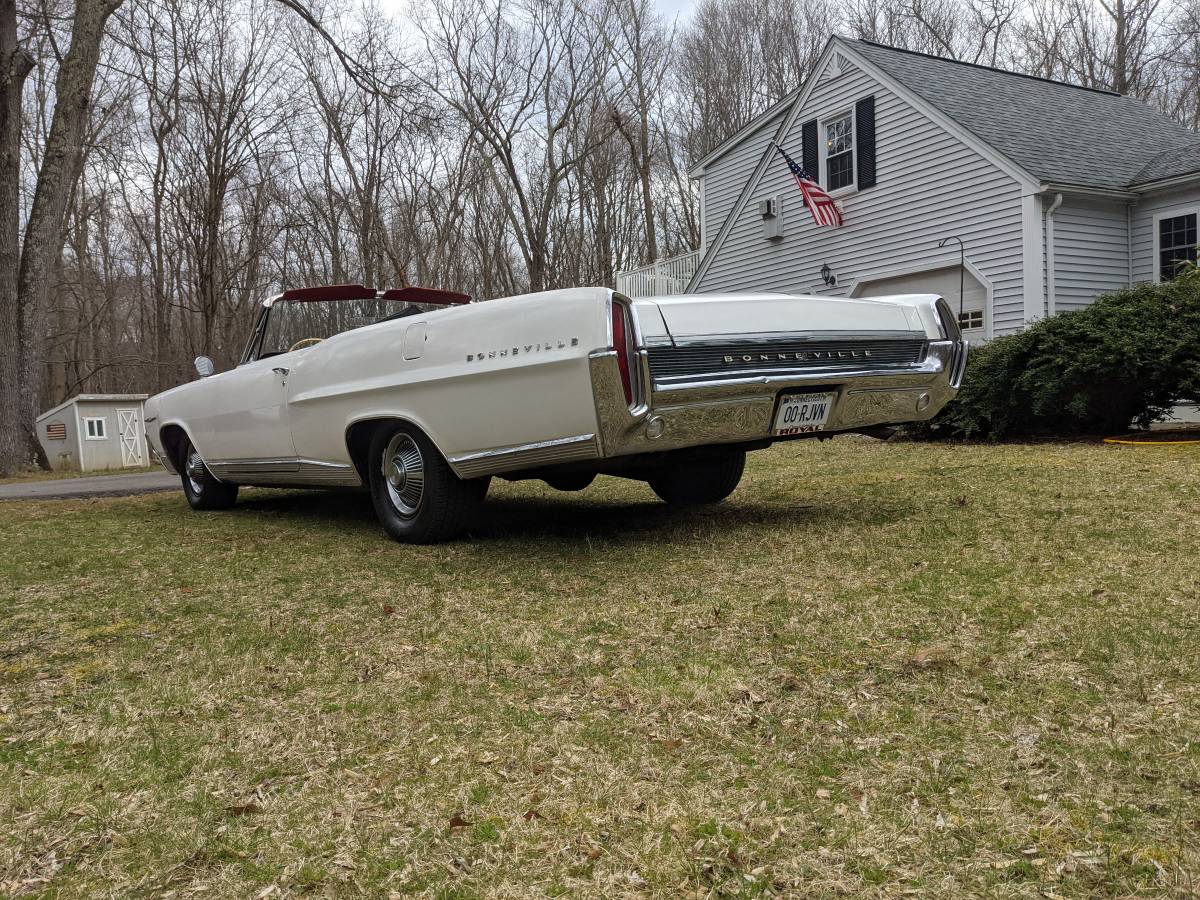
194;356;215;378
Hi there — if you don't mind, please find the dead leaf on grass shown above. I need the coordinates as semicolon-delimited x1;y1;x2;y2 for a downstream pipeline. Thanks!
905;645;957;671
732;687;766;705
774;673;802;692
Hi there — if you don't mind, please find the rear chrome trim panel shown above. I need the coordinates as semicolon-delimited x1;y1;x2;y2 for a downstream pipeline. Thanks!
648;331;926;388
448;434;600;479
648;337;927;387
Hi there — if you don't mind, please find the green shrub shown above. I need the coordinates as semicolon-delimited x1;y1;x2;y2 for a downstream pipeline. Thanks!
917;271;1200;440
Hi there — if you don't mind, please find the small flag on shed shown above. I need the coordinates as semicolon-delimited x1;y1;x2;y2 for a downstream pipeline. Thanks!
772;143;843;228
46;422;66;440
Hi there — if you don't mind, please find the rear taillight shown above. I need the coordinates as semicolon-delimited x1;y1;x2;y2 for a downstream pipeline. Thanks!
934;298;963;341
611;299;635;405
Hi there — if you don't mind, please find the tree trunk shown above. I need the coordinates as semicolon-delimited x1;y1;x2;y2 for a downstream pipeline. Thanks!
1;0;121;475
0;0;34;474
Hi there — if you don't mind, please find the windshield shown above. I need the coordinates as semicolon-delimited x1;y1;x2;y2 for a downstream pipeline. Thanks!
256;298;421;358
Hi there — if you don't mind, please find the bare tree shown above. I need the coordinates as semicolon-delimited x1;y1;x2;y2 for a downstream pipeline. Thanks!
417;0;616;292
605;0;672;265
1;0;123;475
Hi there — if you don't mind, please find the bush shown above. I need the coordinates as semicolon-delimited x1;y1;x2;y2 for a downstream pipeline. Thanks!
917;271;1200;440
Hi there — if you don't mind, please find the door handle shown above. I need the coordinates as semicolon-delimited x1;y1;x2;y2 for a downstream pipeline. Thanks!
272;366;290;376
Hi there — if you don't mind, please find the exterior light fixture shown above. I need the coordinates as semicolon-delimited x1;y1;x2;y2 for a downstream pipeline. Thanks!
820;263;836;287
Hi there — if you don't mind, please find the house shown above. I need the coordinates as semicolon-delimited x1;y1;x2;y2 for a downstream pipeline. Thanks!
617;38;1200;343
35;394;149;472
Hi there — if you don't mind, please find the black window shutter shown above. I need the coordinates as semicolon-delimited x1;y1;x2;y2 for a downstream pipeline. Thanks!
855;96;877;189
801;119;819;182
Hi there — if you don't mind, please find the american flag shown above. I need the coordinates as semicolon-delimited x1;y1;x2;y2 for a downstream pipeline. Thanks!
773;143;843;228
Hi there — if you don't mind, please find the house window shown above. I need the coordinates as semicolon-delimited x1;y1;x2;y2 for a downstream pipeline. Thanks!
83;417;107;440
1159;213;1197;281
824;112;854;191
958;310;984;331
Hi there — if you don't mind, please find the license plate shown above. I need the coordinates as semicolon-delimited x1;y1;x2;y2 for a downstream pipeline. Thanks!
773;391;835;435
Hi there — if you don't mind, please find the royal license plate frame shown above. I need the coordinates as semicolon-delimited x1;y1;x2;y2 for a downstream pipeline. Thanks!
773;391;836;436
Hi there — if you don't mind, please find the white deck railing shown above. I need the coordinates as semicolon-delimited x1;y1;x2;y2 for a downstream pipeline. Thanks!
615;249;699;298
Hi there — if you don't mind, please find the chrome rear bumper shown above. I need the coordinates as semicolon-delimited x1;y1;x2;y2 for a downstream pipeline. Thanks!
589;337;968;459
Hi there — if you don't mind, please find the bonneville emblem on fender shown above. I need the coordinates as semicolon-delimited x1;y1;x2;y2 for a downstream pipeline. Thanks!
467;338;579;362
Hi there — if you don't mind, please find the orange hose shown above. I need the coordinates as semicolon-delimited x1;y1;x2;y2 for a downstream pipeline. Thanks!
1102;437;1200;446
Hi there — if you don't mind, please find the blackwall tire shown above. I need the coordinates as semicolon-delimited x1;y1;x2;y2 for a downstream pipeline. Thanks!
180;440;239;510
648;449;746;505
368;423;489;543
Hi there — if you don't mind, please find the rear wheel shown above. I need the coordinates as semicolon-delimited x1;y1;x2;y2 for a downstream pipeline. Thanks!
180;440;239;510
542;471;596;492
368;423;489;543
648;449;746;505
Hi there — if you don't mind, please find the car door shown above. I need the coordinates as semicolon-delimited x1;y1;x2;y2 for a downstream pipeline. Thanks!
186;353;299;464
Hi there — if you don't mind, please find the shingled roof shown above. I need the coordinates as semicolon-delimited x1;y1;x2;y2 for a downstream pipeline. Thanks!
1132;141;1200;185
849;40;1197;191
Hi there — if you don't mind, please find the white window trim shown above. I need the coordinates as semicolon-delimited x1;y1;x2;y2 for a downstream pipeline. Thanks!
819;108;856;197
83;416;108;441
1152;206;1200;282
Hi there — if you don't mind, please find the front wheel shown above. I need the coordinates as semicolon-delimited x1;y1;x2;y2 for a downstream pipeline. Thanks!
180;440;239;510
367;424;489;543
648;449;746;505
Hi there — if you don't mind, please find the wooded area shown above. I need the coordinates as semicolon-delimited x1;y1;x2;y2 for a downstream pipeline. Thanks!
0;0;1197;473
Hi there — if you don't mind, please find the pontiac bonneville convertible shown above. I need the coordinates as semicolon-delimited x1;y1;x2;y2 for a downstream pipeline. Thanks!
144;284;967;542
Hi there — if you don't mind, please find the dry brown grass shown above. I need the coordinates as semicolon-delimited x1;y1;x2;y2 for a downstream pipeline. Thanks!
1;437;1198;897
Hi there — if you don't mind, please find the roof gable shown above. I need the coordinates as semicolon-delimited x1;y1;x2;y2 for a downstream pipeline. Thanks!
1132;141;1200;186
849;40;1195;190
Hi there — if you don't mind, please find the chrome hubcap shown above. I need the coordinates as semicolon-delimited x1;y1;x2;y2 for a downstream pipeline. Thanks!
382;433;424;518
185;450;205;494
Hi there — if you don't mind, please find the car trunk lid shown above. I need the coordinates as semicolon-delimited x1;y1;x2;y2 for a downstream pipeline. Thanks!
649;292;925;342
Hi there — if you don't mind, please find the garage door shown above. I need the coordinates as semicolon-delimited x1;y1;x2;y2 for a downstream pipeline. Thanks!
853;266;987;340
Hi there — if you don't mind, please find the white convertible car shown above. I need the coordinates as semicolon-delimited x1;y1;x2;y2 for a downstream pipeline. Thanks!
144;284;967;542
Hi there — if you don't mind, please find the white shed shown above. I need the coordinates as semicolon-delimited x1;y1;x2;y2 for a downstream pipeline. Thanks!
35;394;149;472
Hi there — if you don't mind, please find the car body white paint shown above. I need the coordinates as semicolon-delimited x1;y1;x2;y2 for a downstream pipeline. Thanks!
144;286;966;488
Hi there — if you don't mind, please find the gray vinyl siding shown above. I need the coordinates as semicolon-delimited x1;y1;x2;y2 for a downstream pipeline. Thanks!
1130;186;1200;283
699;112;787;251
1051;197;1131;311
693;61;1029;336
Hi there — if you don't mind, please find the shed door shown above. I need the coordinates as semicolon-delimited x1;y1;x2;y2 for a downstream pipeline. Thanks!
116;408;145;467
854;266;987;340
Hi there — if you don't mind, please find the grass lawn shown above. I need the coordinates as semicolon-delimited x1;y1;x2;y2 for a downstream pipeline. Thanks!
1;437;1198;897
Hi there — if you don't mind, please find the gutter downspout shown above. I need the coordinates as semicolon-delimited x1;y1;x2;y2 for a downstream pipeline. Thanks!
1126;202;1134;287
1044;193;1063;317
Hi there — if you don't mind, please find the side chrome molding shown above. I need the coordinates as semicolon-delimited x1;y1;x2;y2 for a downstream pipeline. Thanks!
205;458;363;487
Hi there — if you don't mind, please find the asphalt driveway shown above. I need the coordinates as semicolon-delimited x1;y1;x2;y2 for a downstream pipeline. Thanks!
0;471;178;500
